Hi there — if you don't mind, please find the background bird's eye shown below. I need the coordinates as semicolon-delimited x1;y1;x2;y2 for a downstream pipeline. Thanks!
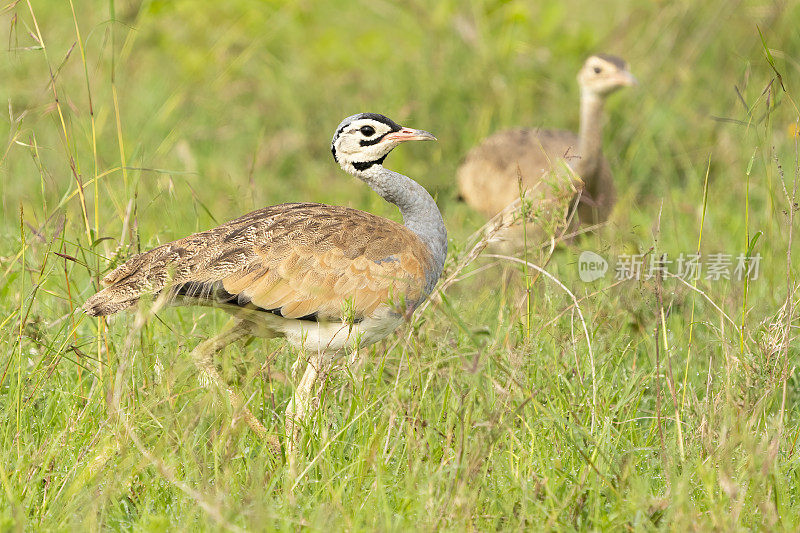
593;66;602;74
360;125;376;136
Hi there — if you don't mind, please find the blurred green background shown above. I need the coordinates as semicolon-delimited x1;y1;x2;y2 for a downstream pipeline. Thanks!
4;0;798;246
2;0;800;530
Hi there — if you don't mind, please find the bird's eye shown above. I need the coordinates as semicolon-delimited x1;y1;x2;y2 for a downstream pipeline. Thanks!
360;125;376;136
593;66;602;74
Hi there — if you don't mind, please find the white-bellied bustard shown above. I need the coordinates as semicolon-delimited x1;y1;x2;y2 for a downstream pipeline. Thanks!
457;54;636;234
82;113;446;463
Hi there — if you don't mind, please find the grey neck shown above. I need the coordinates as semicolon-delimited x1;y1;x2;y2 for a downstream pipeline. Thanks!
352;164;447;295
576;91;605;179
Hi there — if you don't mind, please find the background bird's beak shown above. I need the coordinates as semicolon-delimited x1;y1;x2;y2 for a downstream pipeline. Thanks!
616;71;638;87
385;127;437;142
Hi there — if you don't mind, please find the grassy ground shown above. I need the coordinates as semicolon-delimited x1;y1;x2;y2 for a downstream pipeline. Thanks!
2;0;800;530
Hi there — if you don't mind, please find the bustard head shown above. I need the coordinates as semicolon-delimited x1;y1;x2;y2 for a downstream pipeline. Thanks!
331;113;436;174
577;54;637;98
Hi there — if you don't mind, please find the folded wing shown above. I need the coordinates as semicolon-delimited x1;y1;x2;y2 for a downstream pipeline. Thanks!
82;203;432;321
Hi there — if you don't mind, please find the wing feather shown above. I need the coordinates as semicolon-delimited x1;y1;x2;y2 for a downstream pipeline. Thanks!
81;203;434;320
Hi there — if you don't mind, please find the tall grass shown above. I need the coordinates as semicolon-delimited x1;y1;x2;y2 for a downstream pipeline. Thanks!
1;0;799;529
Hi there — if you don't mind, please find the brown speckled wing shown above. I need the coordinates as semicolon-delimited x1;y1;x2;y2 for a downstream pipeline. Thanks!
82;203;432;321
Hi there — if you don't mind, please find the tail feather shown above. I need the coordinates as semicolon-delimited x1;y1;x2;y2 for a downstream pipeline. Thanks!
82;248;172;317
82;286;140;316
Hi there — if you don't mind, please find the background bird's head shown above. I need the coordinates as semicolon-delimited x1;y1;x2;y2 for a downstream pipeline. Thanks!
577;54;637;98
331;113;436;174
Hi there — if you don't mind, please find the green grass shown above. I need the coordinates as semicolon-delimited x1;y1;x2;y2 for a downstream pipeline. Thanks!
2;0;800;530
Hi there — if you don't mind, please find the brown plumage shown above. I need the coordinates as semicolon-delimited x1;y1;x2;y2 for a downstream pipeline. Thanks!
457;54;635;236
83;203;431;321
81;113;445;463
456;128;585;219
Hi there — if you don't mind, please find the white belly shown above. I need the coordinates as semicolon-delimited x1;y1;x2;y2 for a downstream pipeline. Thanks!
227;305;404;356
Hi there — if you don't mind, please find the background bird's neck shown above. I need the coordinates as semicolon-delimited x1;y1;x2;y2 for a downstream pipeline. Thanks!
354;165;447;293
577;91;605;178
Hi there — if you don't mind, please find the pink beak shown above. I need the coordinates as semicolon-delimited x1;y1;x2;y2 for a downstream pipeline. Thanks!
384;127;437;143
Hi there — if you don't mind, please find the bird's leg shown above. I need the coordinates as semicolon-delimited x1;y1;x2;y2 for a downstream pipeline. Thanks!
284;350;326;469
190;317;281;454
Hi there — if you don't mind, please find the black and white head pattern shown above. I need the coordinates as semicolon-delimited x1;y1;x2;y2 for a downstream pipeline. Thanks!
331;113;404;173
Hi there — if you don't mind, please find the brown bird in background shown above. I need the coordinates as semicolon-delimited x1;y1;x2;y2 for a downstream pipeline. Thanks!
457;54;636;242
82;113;446;464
